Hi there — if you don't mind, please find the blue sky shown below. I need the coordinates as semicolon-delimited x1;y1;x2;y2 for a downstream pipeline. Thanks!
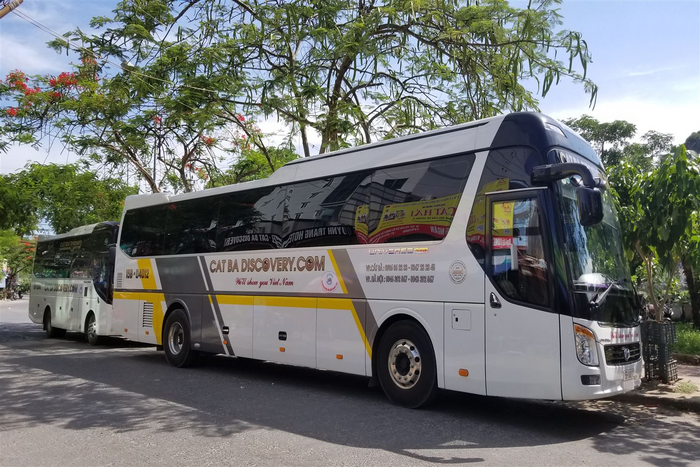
0;0;698;174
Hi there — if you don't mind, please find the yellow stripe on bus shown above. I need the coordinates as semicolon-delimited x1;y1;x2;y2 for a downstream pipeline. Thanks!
115;291;371;358
113;290;165;345
318;297;372;358
136;258;158;290
326;250;348;294
215;295;255;306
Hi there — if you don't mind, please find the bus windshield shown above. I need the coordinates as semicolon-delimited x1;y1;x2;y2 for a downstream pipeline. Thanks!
558;178;639;326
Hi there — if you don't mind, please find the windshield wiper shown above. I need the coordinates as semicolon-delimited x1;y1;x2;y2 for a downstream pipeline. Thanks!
589;280;621;309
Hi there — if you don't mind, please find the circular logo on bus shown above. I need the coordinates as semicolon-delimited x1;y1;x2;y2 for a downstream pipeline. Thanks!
321;272;339;292
449;261;467;284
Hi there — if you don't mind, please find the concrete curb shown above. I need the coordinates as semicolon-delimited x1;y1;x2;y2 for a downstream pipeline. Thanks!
615;392;700;413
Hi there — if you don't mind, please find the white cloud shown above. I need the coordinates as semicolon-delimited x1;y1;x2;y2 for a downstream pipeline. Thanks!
0;36;66;75
0;143;80;175
626;66;679;78
546;95;700;145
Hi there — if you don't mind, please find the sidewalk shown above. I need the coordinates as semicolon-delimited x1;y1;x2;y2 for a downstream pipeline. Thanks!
615;364;700;412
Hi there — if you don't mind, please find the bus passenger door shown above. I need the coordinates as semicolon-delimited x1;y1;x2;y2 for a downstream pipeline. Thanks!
484;192;561;400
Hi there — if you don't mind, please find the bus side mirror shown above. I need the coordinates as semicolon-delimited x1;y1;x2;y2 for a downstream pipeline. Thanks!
577;187;604;226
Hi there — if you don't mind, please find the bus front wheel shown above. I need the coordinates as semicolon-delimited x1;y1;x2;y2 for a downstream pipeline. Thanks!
377;320;438;408
85;313;101;346
163;309;199;368
44;309;66;338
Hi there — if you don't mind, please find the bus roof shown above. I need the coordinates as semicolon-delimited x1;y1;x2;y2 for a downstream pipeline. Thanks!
38;221;119;243
122;112;598;211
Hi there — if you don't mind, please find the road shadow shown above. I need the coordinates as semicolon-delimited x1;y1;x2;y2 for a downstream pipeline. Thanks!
590;402;700;467
0;322;153;350
0;322;698;464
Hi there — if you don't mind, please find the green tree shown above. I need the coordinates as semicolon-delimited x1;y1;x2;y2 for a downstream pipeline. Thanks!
631;145;700;320
685;130;700;153
681;213;700;328
2;0;597;187
0;163;137;235
562;115;636;167
0;231;35;299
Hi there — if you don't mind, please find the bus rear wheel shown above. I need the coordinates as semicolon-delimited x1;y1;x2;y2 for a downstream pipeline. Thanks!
85;313;101;346
377;320;438;408
163;309;199;368
44;309;66;338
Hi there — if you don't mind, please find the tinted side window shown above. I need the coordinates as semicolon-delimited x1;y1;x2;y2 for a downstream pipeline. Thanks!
164;198;219;255
217;187;285;251
362;154;474;244
283;172;371;248
33;241;63;278
467;146;542;265
489;197;549;306
119;206;168;257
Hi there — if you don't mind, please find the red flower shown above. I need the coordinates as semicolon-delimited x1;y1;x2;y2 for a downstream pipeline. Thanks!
153;116;162;125
6;108;18;117
237;114;245;122
51;72;77;88
51;92;61;100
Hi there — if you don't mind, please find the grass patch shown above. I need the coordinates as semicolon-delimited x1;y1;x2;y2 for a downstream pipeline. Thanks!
673;380;698;394
675;323;700;356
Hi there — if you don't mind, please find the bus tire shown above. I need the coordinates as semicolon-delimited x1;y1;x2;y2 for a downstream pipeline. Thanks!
376;320;438;408
163;309;199;368
44;309;66;338
85;313;101;346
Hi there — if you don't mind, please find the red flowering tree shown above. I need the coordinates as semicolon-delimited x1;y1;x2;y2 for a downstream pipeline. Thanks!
0;54;240;193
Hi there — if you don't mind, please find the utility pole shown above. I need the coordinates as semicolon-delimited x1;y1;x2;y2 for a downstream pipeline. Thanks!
0;0;23;20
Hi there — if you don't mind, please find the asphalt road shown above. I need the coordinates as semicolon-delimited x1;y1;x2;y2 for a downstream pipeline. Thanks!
1;298;700;467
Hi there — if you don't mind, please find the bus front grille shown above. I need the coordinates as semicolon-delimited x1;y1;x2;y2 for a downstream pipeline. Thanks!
604;343;641;365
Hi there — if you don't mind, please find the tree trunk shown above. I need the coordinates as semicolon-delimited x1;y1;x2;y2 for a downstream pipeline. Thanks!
683;258;700;329
300;124;310;158
636;242;659;319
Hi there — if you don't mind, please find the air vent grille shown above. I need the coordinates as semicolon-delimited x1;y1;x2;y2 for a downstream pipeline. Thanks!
142;302;154;328
116;272;123;289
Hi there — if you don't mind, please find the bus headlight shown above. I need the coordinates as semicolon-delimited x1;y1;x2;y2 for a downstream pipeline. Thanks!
574;324;599;366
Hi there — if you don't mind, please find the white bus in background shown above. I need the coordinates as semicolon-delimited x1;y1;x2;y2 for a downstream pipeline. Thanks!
29;222;118;345
113;112;643;408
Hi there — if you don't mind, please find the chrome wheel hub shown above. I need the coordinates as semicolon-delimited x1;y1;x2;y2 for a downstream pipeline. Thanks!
168;322;184;355
388;339;421;389
87;318;97;339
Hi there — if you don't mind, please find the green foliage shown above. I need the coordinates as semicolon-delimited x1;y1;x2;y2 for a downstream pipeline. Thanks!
2;0;597;188
685;131;700;153
0;230;36;285
563;115;636;167
675;323;700;356
210;147;298;187
0;164;137;235
638;146;700;257
615;145;700;316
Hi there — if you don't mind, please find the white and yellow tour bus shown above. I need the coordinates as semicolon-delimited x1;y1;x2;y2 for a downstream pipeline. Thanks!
29;222;119;345
112;112;643;407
